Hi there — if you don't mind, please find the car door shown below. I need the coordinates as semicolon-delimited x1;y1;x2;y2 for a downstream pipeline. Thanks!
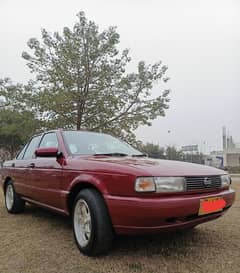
28;132;64;210
13;135;42;198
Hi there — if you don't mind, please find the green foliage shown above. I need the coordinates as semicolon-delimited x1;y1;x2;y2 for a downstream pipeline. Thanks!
165;146;184;161
0;79;39;157
0;110;38;157
182;152;205;164
0;11;171;156
141;143;204;163
141;142;165;159
22;11;170;142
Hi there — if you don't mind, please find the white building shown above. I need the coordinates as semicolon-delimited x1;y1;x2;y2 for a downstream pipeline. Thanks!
222;127;240;168
223;147;240;168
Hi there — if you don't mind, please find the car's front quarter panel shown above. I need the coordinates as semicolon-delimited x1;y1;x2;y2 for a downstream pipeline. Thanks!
62;157;146;197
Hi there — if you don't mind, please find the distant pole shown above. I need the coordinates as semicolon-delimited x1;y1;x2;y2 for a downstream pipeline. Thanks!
222;126;226;151
203;141;206;155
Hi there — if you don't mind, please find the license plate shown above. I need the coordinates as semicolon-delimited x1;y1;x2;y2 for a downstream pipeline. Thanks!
198;197;226;216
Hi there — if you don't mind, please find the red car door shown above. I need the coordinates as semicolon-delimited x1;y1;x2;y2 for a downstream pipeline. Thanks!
13;135;42;198
28;132;64;210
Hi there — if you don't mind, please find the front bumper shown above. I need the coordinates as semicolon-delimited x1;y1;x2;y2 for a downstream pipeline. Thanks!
104;188;235;234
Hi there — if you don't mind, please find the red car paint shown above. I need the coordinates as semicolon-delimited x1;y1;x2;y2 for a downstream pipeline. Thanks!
0;129;235;234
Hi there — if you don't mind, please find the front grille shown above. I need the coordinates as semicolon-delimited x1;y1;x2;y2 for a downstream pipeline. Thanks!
185;176;222;191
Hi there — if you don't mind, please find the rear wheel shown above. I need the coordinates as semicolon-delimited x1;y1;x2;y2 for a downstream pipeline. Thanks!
72;188;113;256
5;181;25;213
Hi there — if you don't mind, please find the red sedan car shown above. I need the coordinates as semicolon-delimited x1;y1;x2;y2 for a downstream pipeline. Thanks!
0;129;235;256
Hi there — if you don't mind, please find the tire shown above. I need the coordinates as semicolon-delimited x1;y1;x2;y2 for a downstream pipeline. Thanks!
72;188;113;256
4;181;25;214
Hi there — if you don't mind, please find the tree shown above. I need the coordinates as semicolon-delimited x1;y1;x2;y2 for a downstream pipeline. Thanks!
141;142;165;159
0;79;39;157
0;109;38;158
182;152;205;164
22;11;170;142
165;146;183;161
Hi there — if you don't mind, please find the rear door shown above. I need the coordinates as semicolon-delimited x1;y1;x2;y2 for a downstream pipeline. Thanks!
14;135;42;197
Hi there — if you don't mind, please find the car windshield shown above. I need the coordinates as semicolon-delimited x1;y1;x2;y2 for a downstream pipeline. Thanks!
63;131;143;156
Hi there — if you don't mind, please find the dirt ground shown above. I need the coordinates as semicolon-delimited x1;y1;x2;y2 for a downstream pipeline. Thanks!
0;178;239;273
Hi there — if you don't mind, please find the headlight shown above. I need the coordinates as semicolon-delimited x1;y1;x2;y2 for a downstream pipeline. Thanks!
135;177;156;192
135;177;185;193
221;175;231;188
154;177;185;192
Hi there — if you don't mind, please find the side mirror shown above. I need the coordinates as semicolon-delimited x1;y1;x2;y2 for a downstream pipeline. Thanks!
35;147;59;157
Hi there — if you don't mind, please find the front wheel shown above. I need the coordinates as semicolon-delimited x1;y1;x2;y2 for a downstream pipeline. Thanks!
72;189;113;256
5;181;25;213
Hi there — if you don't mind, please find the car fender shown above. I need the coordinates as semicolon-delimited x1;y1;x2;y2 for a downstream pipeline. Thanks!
67;173;109;196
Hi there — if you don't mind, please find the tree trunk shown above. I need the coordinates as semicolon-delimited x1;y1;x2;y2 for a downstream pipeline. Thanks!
10;136;15;159
77;107;81;130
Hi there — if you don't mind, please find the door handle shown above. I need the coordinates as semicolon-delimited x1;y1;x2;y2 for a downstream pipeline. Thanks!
28;163;35;168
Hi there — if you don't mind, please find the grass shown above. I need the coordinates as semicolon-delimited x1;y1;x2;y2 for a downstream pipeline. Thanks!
0;178;239;273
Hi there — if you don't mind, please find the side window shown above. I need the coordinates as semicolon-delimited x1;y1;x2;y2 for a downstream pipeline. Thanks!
39;133;58;149
16;143;28;160
23;136;41;160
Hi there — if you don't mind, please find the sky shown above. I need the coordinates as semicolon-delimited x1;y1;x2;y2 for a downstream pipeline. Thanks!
0;0;239;152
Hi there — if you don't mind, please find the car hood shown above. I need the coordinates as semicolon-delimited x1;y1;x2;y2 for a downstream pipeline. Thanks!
81;156;226;176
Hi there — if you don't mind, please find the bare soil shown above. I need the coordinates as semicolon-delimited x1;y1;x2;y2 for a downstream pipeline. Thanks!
0;178;239;273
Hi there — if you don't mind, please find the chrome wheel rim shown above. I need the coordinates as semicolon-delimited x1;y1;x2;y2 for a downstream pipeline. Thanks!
6;184;14;210
74;199;92;247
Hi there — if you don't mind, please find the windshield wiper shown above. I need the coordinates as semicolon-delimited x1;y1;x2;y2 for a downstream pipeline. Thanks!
93;152;128;157
132;154;147;157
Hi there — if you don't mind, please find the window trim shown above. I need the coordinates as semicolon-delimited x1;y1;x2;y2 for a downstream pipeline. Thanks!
22;134;42;160
16;143;28;160
38;132;59;150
